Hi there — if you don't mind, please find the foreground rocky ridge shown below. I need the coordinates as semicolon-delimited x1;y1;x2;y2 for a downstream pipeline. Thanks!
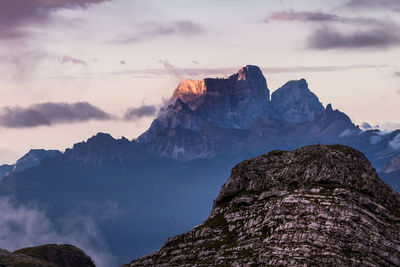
0;244;95;267
127;145;400;266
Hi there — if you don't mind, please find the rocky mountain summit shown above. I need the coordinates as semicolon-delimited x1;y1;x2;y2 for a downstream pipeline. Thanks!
138;65;270;142
136;65;365;161
127;145;400;266
270;79;325;123
0;244;95;267
139;66;331;145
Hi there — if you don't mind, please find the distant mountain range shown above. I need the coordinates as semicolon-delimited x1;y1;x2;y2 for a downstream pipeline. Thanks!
0;149;61;180
0;65;399;265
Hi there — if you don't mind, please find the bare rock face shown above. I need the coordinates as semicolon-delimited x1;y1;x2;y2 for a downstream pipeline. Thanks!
126;145;400;266
271;79;325;123
172;79;207;109
136;66;352;161
138;65;270;143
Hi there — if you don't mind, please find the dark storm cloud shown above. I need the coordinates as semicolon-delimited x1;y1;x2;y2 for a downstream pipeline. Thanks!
0;102;111;128
0;0;109;39
115;20;204;44
124;105;157;121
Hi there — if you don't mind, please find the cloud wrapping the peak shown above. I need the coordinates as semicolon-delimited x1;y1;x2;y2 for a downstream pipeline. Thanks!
124;105;157;121
0;102;111;128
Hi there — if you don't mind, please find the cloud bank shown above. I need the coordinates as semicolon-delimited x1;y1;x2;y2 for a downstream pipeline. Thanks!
124;105;157;121
307;26;400;50
0;102;111;128
111;64;387;78
0;197;116;267
344;0;400;10
389;134;400;150
0;0;109;39
264;10;400;50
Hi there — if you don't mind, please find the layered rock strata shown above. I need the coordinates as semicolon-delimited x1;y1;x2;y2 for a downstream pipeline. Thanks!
127;145;400;266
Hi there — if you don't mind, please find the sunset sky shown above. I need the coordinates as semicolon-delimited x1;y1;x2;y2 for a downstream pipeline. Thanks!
0;0;399;163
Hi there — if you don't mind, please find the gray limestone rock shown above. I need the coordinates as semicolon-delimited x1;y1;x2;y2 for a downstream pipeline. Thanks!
270;79;325;123
137;65;270;142
125;145;400;266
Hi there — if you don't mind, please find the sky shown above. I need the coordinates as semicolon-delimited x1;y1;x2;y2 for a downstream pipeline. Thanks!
0;0;399;163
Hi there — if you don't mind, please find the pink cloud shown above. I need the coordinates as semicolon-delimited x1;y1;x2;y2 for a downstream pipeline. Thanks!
61;55;87;66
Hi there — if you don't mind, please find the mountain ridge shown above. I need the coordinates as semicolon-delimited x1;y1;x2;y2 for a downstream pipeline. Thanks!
0;149;61;180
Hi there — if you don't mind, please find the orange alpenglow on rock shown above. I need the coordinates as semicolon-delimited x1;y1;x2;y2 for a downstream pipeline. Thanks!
172;79;206;102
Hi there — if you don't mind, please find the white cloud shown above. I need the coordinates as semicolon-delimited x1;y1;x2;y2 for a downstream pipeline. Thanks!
0;197;116;267
369;135;382;144
339;128;357;137
389;133;400;150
